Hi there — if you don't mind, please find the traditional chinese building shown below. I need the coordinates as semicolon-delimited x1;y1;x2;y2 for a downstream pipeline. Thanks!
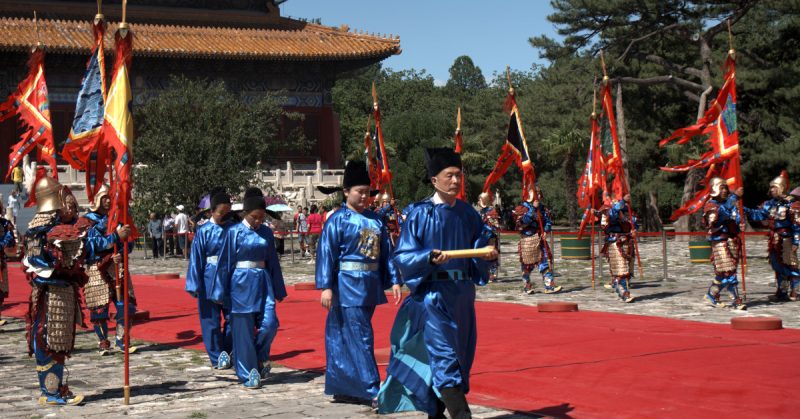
0;0;401;175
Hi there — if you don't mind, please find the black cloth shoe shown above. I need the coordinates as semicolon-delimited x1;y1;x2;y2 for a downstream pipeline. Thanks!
440;387;471;419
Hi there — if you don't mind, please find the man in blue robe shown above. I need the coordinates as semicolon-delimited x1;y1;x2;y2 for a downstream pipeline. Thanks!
378;148;497;419
186;189;234;369
80;184;135;354
743;172;800;301
316;161;401;406
213;187;287;389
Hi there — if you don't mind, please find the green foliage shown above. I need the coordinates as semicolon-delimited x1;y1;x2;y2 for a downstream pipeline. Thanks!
329;1;799;227
445;55;487;96
132;75;301;224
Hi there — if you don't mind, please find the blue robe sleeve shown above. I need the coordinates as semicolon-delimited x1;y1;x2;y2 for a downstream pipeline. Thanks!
185;227;205;297
744;200;771;223
315;215;339;290
542;207;553;232
266;227;287;301
469;212;491;285
380;222;401;288
718;195;741;223
212;227;236;304
392;207;435;294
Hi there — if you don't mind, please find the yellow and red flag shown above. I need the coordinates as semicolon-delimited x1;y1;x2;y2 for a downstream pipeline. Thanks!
482;90;536;199
660;53;741;220
63;19;108;201
0;48;58;180
104;28;137;237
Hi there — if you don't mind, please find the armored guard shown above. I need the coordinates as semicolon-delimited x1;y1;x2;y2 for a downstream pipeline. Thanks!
81;185;134;354
0;203;15;327
744;172;799;301
23;174;86;405
600;195;637;303
478;192;501;282
703;178;746;310
515;186;561;294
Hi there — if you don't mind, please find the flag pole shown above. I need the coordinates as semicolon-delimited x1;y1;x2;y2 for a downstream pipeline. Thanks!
120;0;131;405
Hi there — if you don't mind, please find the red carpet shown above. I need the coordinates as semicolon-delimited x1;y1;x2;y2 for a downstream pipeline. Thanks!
3;263;797;418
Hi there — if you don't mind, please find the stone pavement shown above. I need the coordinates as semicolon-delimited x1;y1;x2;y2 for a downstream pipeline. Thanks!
0;317;519;418
2;233;796;418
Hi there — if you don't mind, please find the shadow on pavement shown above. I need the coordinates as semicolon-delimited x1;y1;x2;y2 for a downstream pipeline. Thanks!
83;380;192;402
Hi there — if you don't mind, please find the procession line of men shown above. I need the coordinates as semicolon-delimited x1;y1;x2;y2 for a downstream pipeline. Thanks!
11;159;797;413
185;149;496;418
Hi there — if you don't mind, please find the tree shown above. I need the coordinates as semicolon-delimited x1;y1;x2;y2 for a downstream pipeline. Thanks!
132;75;302;224
446;55;487;94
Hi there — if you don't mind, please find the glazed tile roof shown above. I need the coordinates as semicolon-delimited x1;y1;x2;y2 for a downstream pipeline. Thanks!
0;17;401;61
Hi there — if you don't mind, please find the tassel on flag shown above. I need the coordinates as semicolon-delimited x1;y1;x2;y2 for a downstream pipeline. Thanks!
63;17;108;202
1;48;58;180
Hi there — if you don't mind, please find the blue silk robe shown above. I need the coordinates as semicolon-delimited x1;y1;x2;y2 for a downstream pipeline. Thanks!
213;221;286;381
315;206;398;400
185;219;233;366
378;196;490;415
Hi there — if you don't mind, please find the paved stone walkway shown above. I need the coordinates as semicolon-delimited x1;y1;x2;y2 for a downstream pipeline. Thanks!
3;233;796;417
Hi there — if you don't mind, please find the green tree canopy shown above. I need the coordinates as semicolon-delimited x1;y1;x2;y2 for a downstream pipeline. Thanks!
132;75;302;223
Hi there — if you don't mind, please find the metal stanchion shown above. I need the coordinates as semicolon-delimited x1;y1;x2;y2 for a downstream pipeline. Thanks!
290;230;296;264
597;232;604;284
661;229;669;280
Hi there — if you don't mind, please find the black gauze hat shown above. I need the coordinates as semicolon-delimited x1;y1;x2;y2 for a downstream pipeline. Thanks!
242;187;266;212
210;187;231;210
343;161;372;189
425;147;462;178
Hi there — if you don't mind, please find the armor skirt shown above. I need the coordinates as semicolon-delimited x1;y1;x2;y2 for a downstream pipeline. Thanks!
710;239;739;276
519;234;542;266
604;237;632;278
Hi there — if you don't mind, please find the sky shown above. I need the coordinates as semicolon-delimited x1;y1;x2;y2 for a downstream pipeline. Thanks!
281;0;560;85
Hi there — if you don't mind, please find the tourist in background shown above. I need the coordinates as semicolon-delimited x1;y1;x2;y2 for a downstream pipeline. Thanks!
306;204;323;264
175;205;189;256
163;213;176;256
297;207;310;257
148;213;164;259
7;190;20;225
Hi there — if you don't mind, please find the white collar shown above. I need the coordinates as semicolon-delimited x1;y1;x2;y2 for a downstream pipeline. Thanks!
242;218;255;230
432;192;456;207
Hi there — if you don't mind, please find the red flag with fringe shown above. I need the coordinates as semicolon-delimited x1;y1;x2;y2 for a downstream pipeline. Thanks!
660;53;741;220
0;48;58;180
373;106;393;193
483;91;536;198
62;19;108;201
104;28;138;238
576;114;607;238
598;81;626;201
